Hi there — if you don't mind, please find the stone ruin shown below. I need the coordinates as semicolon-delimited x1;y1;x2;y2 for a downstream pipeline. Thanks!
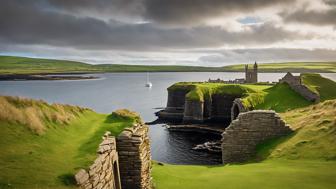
75;132;121;189
221;110;292;163
279;72;320;102
75;123;152;189
157;88;246;123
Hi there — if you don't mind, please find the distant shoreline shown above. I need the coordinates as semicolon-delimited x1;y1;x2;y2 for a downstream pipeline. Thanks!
1;56;335;76
0;74;99;81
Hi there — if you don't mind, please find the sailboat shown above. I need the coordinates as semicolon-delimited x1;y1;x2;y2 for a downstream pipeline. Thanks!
145;72;152;87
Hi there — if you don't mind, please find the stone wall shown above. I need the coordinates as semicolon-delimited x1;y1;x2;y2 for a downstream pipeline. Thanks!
279;72;320;102
167;89;190;108
289;84;320;102
157;89;190;121
211;94;240;121
75;132;121;189
221;110;292;164
117;123;152;189
231;98;247;121
183;100;204;123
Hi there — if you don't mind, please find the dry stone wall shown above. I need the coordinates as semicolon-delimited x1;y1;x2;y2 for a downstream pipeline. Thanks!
117;123;152;189
231;98;247;121
289;84;320;102
222;110;292;164
75;132;121;189
279;72;320;102
183;100;204;123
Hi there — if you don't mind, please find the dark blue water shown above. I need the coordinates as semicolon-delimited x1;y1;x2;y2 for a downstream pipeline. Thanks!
1;72;335;164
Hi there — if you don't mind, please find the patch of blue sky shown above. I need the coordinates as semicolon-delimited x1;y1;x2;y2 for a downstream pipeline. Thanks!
238;17;262;24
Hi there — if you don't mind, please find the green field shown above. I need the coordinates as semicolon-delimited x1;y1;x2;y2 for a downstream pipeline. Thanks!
223;62;336;73
0;96;140;188
0;56;335;74
153;99;336;189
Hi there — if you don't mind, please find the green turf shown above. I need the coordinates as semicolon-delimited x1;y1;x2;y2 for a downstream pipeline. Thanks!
224;62;336;73
0;107;137;188
254;83;312;112
1;56;335;74
152;160;336;189
258;100;336;161
301;73;336;101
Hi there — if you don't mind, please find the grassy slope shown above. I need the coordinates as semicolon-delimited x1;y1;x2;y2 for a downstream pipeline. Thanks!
153;161;336;189
0;97;139;188
260;100;336;161
1;56;335;74
301;73;336;101
152;100;336;189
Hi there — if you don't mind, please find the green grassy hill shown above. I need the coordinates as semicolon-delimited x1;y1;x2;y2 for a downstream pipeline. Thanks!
152;100;336;189
0;96;140;188
223;62;336;73
0;55;335;74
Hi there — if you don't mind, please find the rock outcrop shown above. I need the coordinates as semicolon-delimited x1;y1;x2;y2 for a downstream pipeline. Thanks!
221;110;292;164
157;87;244;123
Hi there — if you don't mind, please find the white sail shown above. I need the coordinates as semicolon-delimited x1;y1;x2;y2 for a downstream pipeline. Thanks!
145;72;152;87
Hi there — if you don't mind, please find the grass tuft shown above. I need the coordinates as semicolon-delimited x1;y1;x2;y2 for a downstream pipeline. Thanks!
0;96;90;134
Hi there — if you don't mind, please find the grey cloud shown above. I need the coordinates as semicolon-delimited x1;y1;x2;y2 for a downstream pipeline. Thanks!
143;0;294;25
46;0;295;26
0;0;307;51
281;0;336;26
198;48;336;65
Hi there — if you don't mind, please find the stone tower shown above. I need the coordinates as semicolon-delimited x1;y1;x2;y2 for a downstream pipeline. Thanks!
245;61;258;83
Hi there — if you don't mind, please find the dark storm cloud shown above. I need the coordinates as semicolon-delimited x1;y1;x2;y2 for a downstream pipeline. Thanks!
281;0;336;26
283;10;336;26
143;0;294;25
0;0;307;51
46;0;295;25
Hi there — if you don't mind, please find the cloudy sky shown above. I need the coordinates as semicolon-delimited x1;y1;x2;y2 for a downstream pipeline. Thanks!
1;0;336;66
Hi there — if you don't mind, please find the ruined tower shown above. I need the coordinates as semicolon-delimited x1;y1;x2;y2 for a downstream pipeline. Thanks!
245;62;258;83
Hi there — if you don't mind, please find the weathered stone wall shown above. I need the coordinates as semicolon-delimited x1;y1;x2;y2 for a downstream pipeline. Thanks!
289;84;320;102
279;73;320;102
117;123;152;189
231;98;247;121
157;89;190;121
211;94;240;121
167;89;190;108
75;132;121;189
183;100;204;123
222;110;292;164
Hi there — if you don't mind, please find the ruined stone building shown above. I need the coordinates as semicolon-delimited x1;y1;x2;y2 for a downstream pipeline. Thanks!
279;72;320;102
245;62;258;83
